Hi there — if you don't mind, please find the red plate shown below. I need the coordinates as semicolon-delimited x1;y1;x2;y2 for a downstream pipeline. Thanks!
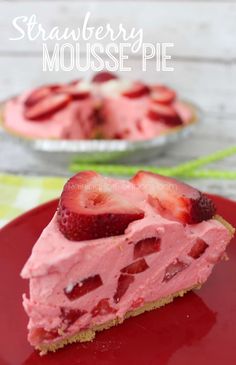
0;195;235;365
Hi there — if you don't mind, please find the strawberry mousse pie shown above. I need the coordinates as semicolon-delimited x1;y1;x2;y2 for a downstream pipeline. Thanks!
21;171;235;354
3;72;195;141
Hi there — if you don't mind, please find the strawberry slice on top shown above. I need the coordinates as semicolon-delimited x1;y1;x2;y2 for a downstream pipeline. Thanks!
151;85;176;105
59;81;91;100
24;84;61;107
122;82;150;98
92;72;118;83
57;171;144;241
131;171;216;224
24;93;71;121
147;103;183;126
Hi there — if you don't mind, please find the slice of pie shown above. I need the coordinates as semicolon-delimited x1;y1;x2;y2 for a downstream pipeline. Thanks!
21;171;234;354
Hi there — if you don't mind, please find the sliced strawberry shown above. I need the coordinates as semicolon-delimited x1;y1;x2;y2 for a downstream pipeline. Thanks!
151;85;176;105
188;238;209;259
69;79;81;86
64;274;103;301
147;103;183;126
24;84;61;107
57;171;144;241
134;237;161;259
92;72;118;83
24;93;71;121
131;297;144;309
91;298;117;317
113;133;124;140
121;258;149;274
114;274;134;303
59;82;90;100
122;82;150;98
60;307;86;327
32;328;59;343
131;171;216;224
163;259;189;282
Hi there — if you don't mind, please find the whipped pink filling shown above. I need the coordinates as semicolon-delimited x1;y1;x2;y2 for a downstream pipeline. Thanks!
102;96;170;140
4;91;96;140
21;179;231;347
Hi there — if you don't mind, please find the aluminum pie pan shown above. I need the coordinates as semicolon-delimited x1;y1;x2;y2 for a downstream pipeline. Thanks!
0;100;201;164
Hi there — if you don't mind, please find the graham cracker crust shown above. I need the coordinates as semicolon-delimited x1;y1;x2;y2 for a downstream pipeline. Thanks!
37;285;199;355
214;215;235;237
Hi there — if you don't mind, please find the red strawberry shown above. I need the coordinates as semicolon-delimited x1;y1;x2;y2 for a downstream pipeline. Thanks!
131;297;144;309
121;258;149;274
24;84;61;107
57;171;144;241
33;328;59;342
147;103;183;126
92;72;118;83
64;274;103;301
69;79;81;86
59;81;90;100
24;93;71;120
131;171;216;224
134;237;161;259
188;238;209;259
91;299;117;317
122;82;150;98
163;259;188;282
114;274;134;303
151;85;176;105
60;308;86;327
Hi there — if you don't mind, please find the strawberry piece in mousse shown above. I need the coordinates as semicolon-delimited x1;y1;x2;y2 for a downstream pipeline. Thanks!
21;171;234;354
91;299;117;317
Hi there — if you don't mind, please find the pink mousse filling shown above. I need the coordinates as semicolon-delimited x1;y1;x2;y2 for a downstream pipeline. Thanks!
21;180;231;348
4;80;194;141
100;96;192;140
4;91;96;140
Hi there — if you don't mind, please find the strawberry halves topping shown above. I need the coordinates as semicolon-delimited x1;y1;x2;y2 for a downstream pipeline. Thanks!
24;84;61;107
151;85;176;105
92;71;118;83
24;93;71;121
131;171;216;224
122;82;150;98
147;103;183;126
57;171;144;241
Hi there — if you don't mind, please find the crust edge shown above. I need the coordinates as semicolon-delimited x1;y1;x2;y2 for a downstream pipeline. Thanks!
214;214;235;237
37;285;200;355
